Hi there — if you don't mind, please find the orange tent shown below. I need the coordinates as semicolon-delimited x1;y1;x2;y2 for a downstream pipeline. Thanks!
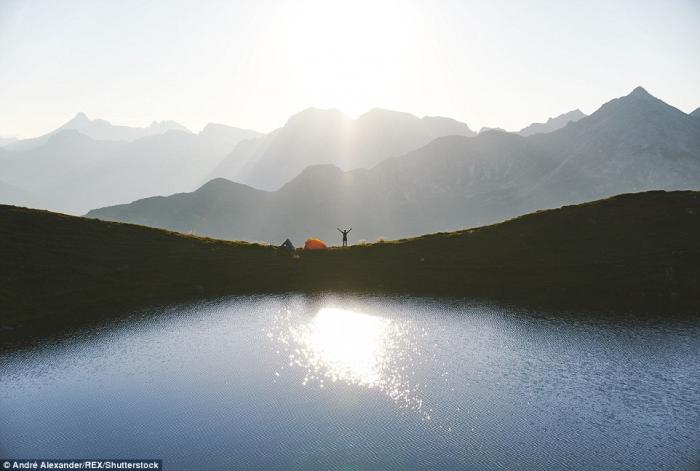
304;238;328;250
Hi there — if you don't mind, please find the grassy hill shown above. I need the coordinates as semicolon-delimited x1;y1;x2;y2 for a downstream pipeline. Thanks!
2;190;699;342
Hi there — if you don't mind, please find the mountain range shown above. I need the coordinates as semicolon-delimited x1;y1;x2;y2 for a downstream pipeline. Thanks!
0;118;261;214
88;87;700;246
0;108;480;213
4;112;190;152
209;108;476;191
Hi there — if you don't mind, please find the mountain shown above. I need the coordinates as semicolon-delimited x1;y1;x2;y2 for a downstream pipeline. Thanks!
209;107;475;190
1;130;126;197
89;87;700;245
528;86;700;205
421;116;475;137
5;191;700;341
0;124;261;214
519;109;586;136
5;113;191;152
89;132;554;243
478;126;507;133
54;112;191;141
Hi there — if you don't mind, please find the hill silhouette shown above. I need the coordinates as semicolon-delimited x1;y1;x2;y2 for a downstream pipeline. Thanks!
4;191;699;343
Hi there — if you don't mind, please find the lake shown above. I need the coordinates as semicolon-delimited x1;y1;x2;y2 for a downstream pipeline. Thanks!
1;295;698;470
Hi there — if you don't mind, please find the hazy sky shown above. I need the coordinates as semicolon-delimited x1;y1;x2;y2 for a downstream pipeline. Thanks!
1;0;699;138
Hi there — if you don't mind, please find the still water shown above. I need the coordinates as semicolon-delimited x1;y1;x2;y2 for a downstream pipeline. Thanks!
1;295;698;470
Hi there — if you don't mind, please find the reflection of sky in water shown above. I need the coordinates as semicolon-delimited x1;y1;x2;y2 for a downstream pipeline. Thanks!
269;305;433;420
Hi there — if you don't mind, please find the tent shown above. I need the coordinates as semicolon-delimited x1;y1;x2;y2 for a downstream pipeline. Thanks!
279;239;295;251
304;238;328;250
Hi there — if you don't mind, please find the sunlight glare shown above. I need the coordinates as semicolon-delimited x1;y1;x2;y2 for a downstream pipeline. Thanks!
292;307;392;386
278;0;423;117
269;303;433;420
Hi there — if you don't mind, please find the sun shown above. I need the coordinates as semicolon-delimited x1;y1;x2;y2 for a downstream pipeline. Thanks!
275;0;424;117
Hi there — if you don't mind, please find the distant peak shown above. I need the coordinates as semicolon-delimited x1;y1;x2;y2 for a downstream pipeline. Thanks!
298;163;343;176
146;120;190;134
197;177;236;191
60;112;96;131
360;108;414;118
201;122;234;133
69;112;91;124
291;107;344;117
588;85;686;123
285;107;350;127
478;126;507;134
202;122;225;130
548;109;586;123
629;86;651;98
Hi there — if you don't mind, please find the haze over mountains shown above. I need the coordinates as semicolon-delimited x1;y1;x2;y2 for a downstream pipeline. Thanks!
4;112;190;152
2;87;699;239
0;108;481;214
0;117;261;214
88;87;700;245
210;108;477;191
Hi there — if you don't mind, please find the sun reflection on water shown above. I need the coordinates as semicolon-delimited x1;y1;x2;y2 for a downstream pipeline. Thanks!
269;305;432;420
292;307;392;387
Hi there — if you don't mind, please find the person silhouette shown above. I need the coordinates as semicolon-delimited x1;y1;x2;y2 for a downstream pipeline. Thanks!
337;227;352;247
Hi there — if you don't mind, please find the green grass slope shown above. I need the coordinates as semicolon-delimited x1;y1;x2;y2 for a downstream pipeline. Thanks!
2;190;699;342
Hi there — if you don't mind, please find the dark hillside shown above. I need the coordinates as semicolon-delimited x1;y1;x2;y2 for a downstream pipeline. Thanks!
2;190;699;343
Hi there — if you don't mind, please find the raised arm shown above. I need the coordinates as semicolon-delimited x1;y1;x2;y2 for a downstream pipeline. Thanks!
337;228;342;233
348;228;352;233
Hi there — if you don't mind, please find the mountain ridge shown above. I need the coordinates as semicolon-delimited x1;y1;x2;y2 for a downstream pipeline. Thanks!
1;124;262;214
519;109;586;136
5;113;191;152
90;87;700;245
209;107;476;191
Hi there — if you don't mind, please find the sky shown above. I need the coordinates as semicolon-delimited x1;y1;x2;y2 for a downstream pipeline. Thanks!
1;0;699;138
